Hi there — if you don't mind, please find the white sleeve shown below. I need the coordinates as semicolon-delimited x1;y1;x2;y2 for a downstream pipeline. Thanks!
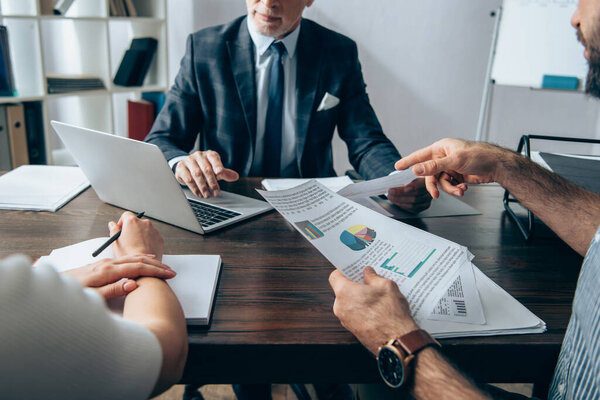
169;155;188;172
0;255;162;400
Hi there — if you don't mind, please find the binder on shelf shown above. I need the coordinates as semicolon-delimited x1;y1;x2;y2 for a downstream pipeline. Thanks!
141;91;166;117
117;0;127;17
127;99;155;141
6;103;29;168
504;134;600;241
113;50;145;85
23;102;46;165
110;0;126;17
0;105;11;170
0;26;16;97
113;37;158;87
53;0;75;15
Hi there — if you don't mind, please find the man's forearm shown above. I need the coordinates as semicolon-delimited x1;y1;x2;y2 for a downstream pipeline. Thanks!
410;348;490;400
497;151;600;256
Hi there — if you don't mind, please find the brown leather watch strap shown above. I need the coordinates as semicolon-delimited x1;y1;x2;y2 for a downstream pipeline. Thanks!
396;329;440;355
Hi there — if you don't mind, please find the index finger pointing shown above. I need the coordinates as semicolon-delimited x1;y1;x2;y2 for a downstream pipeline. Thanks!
394;146;437;171
413;156;461;177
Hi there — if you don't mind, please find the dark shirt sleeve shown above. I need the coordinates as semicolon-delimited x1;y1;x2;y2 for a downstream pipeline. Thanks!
336;41;401;180
145;34;203;161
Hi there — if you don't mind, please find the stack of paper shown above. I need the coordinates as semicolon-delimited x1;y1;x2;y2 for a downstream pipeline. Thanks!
258;180;545;338
36;238;222;326
424;265;545;338
0;165;90;212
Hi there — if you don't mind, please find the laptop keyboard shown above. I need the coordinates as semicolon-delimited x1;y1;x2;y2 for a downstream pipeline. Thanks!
188;199;241;227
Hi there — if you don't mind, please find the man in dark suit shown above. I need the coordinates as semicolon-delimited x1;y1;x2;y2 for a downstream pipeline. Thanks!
146;0;431;214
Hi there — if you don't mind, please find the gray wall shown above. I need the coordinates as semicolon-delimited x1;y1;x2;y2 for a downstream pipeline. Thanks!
167;0;600;175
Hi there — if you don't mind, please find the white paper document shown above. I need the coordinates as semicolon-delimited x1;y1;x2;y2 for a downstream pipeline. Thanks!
430;262;486;325
257;180;472;320
258;180;546;338
261;176;354;193
262;173;480;219
336;169;419;198
36;238;222;326
0;165;89;212
262;176;394;216
423;265;546;338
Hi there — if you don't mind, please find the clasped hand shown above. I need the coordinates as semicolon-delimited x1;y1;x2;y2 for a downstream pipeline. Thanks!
63;211;175;299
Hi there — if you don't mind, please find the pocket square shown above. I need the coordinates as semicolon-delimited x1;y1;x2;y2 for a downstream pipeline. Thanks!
317;92;340;112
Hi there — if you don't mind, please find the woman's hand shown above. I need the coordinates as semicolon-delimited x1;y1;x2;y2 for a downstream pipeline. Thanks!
64;255;176;299
110;211;165;261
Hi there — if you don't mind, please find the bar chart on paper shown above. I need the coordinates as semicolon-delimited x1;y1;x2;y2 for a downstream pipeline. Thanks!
378;241;437;279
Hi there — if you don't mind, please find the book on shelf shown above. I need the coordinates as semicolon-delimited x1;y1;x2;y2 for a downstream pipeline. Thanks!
53;0;75;15
113;37;158;87
23;102;46;165
124;0;137;17
46;74;105;94
110;0;138;17
0;104;11;170
0;26;16;97
39;0;57;15
5;104;29;169
127;99;154;141
141;91;166;117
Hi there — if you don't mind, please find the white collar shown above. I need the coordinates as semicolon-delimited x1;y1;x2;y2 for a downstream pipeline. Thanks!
246;15;301;58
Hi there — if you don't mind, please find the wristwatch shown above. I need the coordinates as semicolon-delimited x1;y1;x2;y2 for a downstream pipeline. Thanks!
376;329;440;388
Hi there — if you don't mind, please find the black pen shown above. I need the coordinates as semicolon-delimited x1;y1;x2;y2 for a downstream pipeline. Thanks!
92;211;145;257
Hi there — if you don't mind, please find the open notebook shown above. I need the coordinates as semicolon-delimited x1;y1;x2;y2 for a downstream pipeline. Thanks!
36;238;221;326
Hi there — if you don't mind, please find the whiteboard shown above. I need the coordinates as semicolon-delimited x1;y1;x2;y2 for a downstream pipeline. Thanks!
491;0;588;89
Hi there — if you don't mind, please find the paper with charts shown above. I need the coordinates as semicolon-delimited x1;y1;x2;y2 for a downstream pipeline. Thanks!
257;180;546;338
257;180;479;324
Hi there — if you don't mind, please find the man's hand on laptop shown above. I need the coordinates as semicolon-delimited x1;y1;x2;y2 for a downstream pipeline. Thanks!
175;150;239;198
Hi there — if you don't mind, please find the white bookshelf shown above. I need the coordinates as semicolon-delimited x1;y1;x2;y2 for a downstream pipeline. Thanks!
0;0;168;165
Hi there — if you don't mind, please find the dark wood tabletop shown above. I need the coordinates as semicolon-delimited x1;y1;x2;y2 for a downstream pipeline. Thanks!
0;178;581;388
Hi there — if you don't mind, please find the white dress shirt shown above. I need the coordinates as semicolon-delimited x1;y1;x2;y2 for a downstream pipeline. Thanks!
169;18;301;177
247;16;300;177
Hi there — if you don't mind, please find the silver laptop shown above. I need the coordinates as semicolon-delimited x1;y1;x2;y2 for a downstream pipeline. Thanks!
51;121;272;234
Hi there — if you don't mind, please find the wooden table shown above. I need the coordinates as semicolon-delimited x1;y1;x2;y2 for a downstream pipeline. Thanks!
0;178;582;391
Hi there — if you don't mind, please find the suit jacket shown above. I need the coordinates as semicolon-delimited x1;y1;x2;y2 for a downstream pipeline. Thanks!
145;16;401;179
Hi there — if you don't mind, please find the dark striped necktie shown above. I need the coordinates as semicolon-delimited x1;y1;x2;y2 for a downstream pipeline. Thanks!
263;41;286;177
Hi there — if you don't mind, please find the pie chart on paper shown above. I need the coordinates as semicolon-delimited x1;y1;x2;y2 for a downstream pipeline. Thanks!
340;224;376;251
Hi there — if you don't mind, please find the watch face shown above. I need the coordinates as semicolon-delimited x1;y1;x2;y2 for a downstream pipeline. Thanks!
377;347;405;388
